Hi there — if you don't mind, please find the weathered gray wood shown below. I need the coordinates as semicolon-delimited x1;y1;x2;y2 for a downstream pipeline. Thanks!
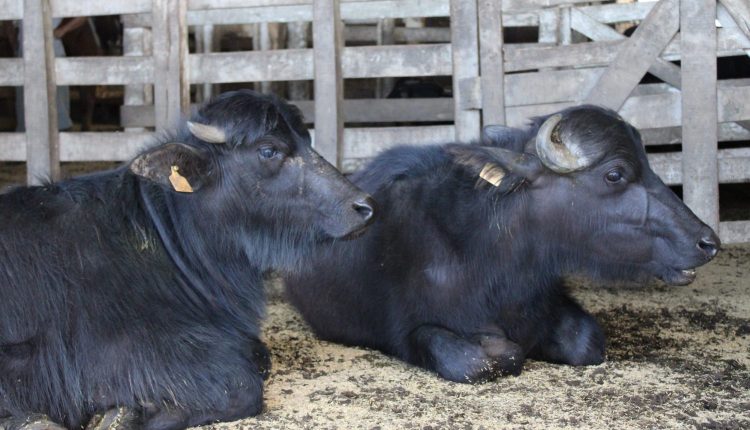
571;7;681;89
340;125;455;159
152;0;188;131
0;59;24;86
640;123;750;146
0;0;22;20
342;44;452;78
23;0;59;185
648;148;750;186
312;0;343;166
345;26;451;44
50;0;151;18
59;132;152;161
450;0;481;142
478;0;506;125
681;0;719;231
122;98;454;128
504;68;605;107
287;21;310;100
720;0;750;40
719;221;750;245
0;133;27;162
375;18;395;98
577;2;654;24
55;57;154;85
537;7;560;44
585;0;679;110
190;50;312;83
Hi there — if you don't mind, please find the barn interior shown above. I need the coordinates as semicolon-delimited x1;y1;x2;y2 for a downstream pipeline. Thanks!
0;0;748;428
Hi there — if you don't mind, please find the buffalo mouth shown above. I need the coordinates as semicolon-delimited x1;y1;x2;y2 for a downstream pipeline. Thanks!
659;267;697;286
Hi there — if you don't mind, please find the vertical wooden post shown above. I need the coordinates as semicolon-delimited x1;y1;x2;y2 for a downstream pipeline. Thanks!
153;0;188;132
450;0;481;142
259;22;272;94
681;0;719;231
376;18;395;98
201;24;214;101
124;26;147;131
288;21;311;100
23;0;59;185
313;0;344;167
478;0;505;126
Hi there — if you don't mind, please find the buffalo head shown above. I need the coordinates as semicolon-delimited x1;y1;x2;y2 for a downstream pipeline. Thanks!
128;90;375;270
450;105;719;286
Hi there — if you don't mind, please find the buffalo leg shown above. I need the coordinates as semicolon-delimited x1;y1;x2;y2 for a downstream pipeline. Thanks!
529;294;605;366
409;325;523;383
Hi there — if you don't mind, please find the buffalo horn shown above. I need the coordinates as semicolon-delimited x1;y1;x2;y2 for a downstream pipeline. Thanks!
534;114;590;173
187;121;226;144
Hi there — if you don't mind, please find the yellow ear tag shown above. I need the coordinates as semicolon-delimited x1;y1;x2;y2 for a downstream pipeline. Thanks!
169;165;193;193
479;163;505;187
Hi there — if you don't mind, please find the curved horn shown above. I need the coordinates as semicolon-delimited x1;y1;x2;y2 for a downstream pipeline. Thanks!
534;114;591;174
187;121;226;144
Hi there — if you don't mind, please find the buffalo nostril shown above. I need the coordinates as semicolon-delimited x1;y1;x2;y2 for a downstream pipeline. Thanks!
697;236;719;259
352;197;375;222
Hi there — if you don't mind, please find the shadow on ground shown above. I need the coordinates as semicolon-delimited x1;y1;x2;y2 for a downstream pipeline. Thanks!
198;245;750;430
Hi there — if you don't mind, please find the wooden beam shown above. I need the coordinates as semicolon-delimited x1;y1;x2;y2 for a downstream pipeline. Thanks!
720;0;750;41
59;132;153;161
478;0;506;125
571;8;681;89
153;0;188;131
0;0;22;20
719;221;750;245
340;125;456;159
585;0;680;110
0;133;27;162
450;0;481;142
55;56;154;85
681;0;720;231
647;148;750;186
23;0;59;185
50;0;151;18
312;0;344;166
0;59;24;86
342;44;452;78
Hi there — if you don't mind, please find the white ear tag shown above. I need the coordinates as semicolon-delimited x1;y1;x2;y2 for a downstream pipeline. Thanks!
479;163;505;187
169;165;194;193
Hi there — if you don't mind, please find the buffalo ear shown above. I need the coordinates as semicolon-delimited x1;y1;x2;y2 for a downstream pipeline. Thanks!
447;144;544;187
130;143;212;193
482;124;517;146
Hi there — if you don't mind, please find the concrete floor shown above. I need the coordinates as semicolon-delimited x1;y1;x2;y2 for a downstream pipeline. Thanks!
197;244;750;430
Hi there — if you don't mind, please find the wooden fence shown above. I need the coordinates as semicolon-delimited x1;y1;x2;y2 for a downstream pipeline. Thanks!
0;0;749;244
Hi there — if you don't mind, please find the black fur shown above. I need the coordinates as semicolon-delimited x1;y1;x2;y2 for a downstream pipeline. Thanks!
0;90;373;429
286;105;719;383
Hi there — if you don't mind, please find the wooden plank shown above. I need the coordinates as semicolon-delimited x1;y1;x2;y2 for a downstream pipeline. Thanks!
23;0;59;185
0;59;24;86
648;149;750;186
504;68;605;107
0;133;27;162
478;0;506;125
187;5;311;25
123;27;150;132
50;0;151;18
342;44;452;78
55;57;154;85
585;0;680;110
0;0;22;20
152;0;170;131
59;132;153;161
640;123;750;145
681;0;720;231
537;8;560;44
720;0;750;41
123;99;455;128
190;50;313;83
450;0;481;142
577;2;654;24
340;125;455;159
167;0;189;127
571;7;681;88
312;0;344;166
719;221;750;245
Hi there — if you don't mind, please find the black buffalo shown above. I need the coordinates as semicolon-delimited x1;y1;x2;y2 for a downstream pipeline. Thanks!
286;105;719;383
0;90;374;429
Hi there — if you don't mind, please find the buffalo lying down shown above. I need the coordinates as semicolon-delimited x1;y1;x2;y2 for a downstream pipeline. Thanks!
286;105;719;383
0;90;374;429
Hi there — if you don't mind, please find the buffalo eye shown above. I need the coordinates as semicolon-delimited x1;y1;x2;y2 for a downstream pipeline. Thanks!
259;146;279;160
605;169;623;184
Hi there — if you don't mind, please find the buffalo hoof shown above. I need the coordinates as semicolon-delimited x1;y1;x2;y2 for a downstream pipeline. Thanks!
85;407;141;430
474;333;525;376
0;414;66;430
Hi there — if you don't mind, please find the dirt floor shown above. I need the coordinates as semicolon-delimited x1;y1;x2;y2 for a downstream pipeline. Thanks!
196;245;750;430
